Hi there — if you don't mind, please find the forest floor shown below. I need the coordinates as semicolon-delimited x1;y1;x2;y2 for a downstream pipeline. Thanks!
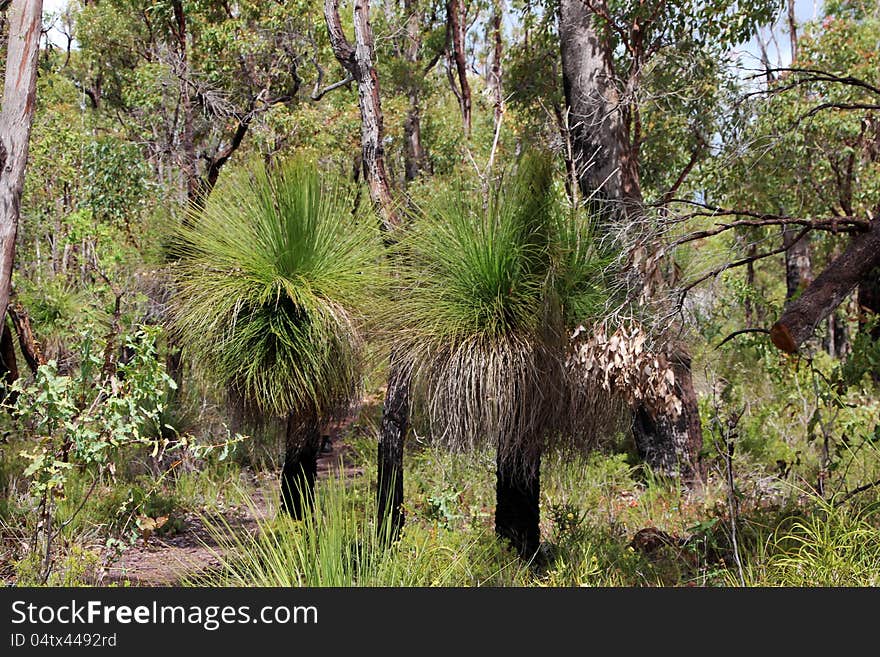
101;424;364;587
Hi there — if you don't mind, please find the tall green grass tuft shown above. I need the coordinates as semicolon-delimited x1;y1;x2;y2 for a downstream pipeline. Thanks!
737;498;880;587
169;157;387;419
188;474;528;586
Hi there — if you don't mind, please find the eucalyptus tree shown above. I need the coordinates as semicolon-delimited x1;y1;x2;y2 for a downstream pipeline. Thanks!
389;154;620;559
555;0;779;481
72;0;305;206
169;158;386;518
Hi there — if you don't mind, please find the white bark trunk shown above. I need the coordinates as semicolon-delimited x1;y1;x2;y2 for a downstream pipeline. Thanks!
0;0;43;323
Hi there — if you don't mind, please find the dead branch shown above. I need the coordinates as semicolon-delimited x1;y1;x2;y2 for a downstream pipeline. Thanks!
678;227;810;303
8;300;45;374
771;218;880;353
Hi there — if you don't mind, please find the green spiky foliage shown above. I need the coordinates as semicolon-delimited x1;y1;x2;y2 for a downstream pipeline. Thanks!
390;154;622;464
169;158;386;421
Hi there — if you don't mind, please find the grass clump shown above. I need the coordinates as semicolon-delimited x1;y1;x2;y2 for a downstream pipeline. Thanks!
169;156;387;420
190;474;528;587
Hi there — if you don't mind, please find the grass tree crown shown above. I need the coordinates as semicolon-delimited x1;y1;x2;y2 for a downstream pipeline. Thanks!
389;154;623;462
168;157;387;420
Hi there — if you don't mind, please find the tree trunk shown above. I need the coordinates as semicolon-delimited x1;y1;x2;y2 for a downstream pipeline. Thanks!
823;308;850;359
170;0;198;205
325;0;398;231
0;316;19;397
771;218;880;353
786;0;798;64
8;300;44;374
558;0;625;210
324;0;410;546
0;0;43;327
403;97;427;184
745;259;755;327
446;0;471;136
495;448;541;560
377;360;409;542
858;266;880;379
402;0;428;183
782;225;812;303
280;408;322;519
858;266;880;340
632;343;703;483
488;0;503;126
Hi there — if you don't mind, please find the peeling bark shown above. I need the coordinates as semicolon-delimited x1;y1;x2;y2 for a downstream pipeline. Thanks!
325;0;398;230
0;0;43;328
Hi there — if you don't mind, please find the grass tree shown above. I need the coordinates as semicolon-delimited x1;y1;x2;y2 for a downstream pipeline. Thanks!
169;158;385;518
389;155;621;559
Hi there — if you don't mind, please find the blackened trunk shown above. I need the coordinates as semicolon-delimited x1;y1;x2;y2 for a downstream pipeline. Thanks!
165;346;184;392
280;409;321;519
632;343;703;484
495;449;541;560
8;301;43;374
0;317;18;395
858;266;880;378
858;266;880;339
377;360;409;542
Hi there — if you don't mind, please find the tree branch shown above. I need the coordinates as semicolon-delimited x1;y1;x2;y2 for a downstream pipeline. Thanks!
660;138;704;206
742;67;880;100
671;215;867;247
311;72;353;100
714;328;771;349
678;228;810;303
8;300;45;375
771;218;880;353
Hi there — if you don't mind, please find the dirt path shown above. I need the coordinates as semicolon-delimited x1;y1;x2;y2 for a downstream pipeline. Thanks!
101;434;364;587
